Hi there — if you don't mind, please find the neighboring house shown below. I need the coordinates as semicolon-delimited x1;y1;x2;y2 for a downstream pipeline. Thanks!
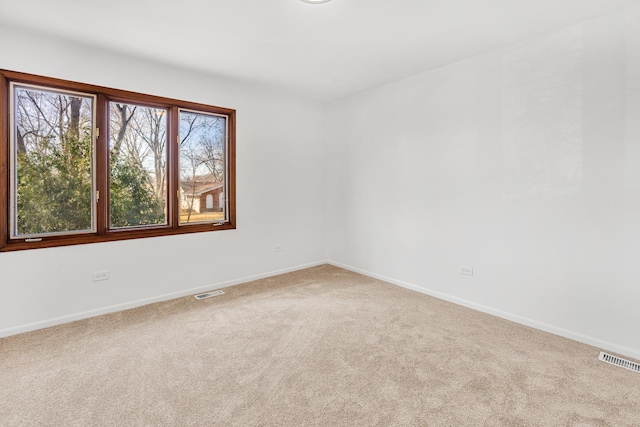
180;182;224;213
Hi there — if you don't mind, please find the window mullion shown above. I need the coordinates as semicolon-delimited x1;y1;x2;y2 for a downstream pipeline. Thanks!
96;94;109;235
168;106;180;229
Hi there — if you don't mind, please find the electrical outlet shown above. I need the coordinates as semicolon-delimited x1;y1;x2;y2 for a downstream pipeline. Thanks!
273;245;282;252
460;266;474;276
92;270;110;282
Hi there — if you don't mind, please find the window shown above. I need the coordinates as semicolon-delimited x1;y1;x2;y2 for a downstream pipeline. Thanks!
179;109;228;225
108;101;168;228
10;84;97;238
0;70;236;251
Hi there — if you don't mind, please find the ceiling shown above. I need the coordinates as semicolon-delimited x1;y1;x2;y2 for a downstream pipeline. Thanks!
1;0;639;101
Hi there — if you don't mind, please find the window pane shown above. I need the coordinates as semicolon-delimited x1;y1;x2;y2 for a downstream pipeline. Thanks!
179;110;227;225
109;102;168;228
11;84;95;238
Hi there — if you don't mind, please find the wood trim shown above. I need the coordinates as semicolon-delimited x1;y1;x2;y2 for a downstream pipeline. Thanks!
0;69;237;252
226;110;237;228
168;105;180;229
96;93;109;235
0;74;8;250
0;69;235;116
1;223;236;252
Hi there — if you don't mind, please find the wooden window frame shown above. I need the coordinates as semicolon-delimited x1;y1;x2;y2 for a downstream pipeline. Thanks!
0;69;236;252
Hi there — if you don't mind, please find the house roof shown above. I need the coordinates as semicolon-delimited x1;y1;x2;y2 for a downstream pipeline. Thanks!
180;182;223;196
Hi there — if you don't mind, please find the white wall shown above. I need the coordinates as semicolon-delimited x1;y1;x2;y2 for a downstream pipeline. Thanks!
326;5;640;359
0;25;327;335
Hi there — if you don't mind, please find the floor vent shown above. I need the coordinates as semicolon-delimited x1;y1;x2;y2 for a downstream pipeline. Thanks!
194;290;225;300
599;352;640;373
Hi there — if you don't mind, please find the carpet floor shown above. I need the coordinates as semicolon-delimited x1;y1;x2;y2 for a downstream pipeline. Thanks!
1;264;638;426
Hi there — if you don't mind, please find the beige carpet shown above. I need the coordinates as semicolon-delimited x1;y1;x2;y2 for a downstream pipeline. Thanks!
1;265;638;426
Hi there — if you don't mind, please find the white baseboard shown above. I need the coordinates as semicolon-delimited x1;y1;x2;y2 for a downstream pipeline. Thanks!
5;258;638;361
0;260;327;339
328;260;640;361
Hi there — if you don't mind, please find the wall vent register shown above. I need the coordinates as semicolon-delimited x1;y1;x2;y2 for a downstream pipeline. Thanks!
599;352;640;373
